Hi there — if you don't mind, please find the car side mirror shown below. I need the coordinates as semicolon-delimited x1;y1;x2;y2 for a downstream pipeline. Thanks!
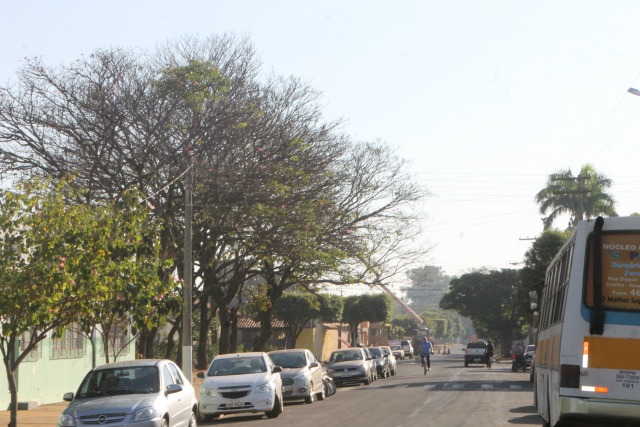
366;357;373;360
309;362;319;368
272;366;283;373
63;392;74;402
196;371;205;379
165;384;183;395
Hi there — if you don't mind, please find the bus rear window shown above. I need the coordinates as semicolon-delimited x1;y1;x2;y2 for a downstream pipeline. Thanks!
585;232;640;311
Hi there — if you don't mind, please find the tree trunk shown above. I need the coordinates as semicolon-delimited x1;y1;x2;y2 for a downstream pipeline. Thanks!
196;291;213;369
218;307;231;354
254;309;273;351
3;341;18;427
229;311;239;353
165;319;180;360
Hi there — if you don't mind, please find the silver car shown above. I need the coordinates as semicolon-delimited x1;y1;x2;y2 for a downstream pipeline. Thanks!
325;348;374;386
57;359;198;427
268;349;325;403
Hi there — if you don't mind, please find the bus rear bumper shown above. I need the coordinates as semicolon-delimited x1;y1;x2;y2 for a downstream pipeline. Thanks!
560;396;640;423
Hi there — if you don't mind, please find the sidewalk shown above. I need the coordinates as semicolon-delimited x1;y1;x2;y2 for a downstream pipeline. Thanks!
0;374;204;427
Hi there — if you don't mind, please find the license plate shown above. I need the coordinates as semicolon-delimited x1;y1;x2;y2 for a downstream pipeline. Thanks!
227;401;243;408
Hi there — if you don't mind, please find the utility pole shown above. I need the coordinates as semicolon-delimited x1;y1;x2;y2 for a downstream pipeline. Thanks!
182;152;193;382
552;174;590;224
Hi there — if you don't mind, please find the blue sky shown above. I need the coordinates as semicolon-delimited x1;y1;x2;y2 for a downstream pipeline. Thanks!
3;1;640;283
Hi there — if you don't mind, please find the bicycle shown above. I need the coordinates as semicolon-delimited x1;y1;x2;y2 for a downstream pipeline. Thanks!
420;353;431;375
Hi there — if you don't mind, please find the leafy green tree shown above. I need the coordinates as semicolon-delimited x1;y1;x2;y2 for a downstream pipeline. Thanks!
273;293;320;348
273;292;344;348
390;316;419;339
535;164;617;229
318;294;344;323
0;179;168;427
517;229;569;325
342;293;393;344
439;269;521;355
402;265;452;313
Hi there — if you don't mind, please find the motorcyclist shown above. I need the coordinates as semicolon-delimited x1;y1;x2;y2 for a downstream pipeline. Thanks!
511;342;525;371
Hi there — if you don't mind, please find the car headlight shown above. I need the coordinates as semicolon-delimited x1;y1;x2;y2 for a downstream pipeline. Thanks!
131;407;156;422
58;413;76;427
255;382;273;394
200;387;217;397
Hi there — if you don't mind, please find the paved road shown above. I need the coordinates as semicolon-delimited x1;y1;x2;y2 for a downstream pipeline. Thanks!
203;349;542;426
0;348;543;427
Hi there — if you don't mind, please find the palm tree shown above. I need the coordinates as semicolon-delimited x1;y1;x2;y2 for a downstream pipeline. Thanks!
535;164;617;230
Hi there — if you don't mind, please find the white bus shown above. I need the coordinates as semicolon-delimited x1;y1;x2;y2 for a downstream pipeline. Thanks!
534;216;640;426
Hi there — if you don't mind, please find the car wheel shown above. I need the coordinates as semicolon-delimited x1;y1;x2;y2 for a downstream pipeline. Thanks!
198;412;214;424
364;375;371;385
265;395;283;419
304;386;315;404
317;384;326;401
188;410;198;427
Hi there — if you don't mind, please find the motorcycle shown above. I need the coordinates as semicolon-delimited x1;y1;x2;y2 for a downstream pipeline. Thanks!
322;371;337;397
511;355;526;372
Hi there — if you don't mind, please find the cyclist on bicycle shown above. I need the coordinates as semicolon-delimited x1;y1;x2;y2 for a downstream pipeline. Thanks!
419;337;433;371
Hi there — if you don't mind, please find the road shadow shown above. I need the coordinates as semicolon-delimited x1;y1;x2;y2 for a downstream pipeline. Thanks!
364;378;534;393
508;405;543;424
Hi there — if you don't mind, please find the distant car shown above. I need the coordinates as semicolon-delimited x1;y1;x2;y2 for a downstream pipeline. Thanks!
524;344;535;370
367;346;391;378
325;348;374;386
57;359;198;427
197;352;283;422
465;340;489;366
390;345;405;360
268;349;325;403
400;339;414;356
379;346;397;376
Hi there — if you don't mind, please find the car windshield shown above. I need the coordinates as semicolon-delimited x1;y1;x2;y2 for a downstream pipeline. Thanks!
467;342;487;349
208;356;267;376
526;345;536;352
368;348;382;357
75;366;159;397
391;346;402;350
330;350;363;363
269;352;306;368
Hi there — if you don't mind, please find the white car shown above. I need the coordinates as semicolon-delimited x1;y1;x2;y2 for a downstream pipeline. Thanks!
197;352;283;422
268;349;325;403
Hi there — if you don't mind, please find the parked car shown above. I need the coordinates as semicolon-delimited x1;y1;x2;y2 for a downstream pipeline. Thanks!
57;359;198;427
367;346;391;378
268;349;325;403
361;347;377;382
379;346;397;376
325;347;374;386
524;344;535;370
400;339;414;356
464;340;489;367
197;352;283;422
390;345;405;360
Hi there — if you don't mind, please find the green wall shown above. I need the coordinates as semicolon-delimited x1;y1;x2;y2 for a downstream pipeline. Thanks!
0;334;134;409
